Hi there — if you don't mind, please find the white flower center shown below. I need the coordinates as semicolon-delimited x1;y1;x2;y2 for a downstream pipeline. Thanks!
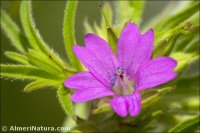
111;67;136;96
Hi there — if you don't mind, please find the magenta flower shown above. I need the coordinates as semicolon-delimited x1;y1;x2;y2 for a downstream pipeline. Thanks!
64;22;177;117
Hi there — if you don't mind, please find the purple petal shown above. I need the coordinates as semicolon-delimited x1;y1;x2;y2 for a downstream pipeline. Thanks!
136;57;177;91
71;87;114;102
129;29;154;78
110;93;141;117
126;93;141;117
64;72;104;89
110;96;128;117
117;22;154;79
64;72;114;102
117;23;141;77
73;34;118;88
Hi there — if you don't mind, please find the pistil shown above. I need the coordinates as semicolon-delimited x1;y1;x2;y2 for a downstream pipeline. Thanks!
111;67;136;96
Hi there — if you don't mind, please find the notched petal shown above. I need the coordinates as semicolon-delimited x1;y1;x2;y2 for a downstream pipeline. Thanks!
110;96;128;117
136;57;177;90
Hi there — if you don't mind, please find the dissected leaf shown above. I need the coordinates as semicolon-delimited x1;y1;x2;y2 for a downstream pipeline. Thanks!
27;49;64;76
172;25;199;53
20;1;67;71
0;64;62;80
0;9;29;52
153;22;193;57
144;1;193;31
63;1;81;70
156;1;199;31
20;1;41;51
24;79;60;92
5;51;29;65
57;85;75;117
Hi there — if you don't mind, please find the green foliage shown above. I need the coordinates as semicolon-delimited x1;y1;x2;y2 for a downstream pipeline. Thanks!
79;1;199;132
107;27;118;54
20;1;67;71
155;1;200;31
27;49;64;76
1;0;78;117
153;22;194;57
0;64;62;80
0;9;29;52
169;115;200;133
20;1;40;51
117;1;145;25
1;1;199;132
5;51;29;65
170;52;199;74
142;87;174;109
101;3;113;39
57;86;75;117
63;1;81;70
24;79;60;92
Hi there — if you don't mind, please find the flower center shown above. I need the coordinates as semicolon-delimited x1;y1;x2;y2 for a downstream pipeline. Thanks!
111;67;136;96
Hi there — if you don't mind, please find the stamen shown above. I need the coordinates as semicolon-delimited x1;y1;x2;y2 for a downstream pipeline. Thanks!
111;66;136;96
110;66;125;87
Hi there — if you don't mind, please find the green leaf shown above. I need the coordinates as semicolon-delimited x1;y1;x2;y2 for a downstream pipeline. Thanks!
63;1;81;70
172;25;199;53
168;115;200;133
24;79;60;92
143;1;193;31
0;9;29;52
5;51;29;65
183;36;199;53
84;18;95;33
20;1;66;71
170;52;199;73
101;3;113;40
75;102;90;120
156;1;200;31
27;49;64;77
62;116;77;133
142;87;174;109
134;110;162;127
129;1;145;25
153;22;193;57
172;1;194;14
0;64;62;80
57;85;75;117
93;22;105;39
20;1;41;51
107;27;118;54
117;1;145;25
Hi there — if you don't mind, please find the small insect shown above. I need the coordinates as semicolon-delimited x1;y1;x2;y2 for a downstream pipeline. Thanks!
48;54;52;59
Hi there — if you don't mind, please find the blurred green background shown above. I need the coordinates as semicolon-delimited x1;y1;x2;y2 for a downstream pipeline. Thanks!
0;1;168;127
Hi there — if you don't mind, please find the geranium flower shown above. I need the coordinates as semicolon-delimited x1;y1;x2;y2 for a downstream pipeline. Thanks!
64;22;177;117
